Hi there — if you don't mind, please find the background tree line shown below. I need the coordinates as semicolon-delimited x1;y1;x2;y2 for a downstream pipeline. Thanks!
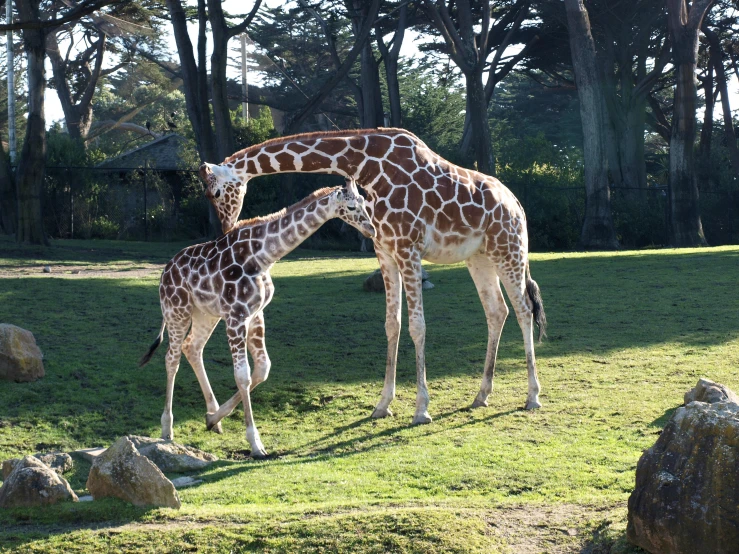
0;0;737;250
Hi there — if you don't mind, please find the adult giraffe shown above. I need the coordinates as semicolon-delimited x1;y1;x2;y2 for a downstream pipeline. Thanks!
200;128;546;424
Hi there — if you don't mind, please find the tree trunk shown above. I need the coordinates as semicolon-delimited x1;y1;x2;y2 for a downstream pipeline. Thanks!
166;0;216;163
208;0;235;160
0;146;15;235
698;62;714;188
15;21;48;245
666;0;712;247
704;26;739;176
564;0;618;249
359;38;383;128
377;5;406;127
618;101;648;196
465;70;495;175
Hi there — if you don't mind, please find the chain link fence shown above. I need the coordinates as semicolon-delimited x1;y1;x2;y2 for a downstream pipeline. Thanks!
43;166;211;241
40;166;738;248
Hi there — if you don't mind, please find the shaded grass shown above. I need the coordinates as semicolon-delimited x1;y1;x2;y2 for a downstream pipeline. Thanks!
0;238;737;552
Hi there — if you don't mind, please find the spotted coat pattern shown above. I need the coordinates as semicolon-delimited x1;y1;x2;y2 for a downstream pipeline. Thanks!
202;128;545;424
154;184;374;456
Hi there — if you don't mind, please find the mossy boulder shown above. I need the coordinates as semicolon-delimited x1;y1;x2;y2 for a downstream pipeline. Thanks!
0;324;44;382
627;398;739;553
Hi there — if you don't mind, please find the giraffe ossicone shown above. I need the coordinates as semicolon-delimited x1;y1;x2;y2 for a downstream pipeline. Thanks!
140;182;374;457
204;127;547;423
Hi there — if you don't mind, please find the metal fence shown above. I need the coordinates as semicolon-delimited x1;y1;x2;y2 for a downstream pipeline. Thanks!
40;166;738;248
43;166;210;241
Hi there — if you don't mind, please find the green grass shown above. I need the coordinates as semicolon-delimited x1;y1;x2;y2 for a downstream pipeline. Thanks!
1;235;737;552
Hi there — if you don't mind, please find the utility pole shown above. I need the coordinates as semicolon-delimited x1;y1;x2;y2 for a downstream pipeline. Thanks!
240;33;249;122
6;0;16;165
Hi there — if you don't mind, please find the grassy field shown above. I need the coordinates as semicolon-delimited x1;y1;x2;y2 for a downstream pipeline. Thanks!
0;235;737;553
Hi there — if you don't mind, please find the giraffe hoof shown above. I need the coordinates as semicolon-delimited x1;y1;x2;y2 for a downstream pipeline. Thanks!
205;413;220;432
524;400;542;410
412;412;432;425
371;407;393;418
471;398;489;409
251;448;268;460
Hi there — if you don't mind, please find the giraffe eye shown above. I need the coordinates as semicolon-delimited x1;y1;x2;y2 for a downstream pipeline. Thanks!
214;190;221;199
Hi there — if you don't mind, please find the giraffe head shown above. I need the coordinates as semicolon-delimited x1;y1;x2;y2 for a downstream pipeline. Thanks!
332;179;375;239
200;162;248;233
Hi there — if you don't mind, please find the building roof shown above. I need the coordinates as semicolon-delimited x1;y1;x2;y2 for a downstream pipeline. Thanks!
96;134;195;170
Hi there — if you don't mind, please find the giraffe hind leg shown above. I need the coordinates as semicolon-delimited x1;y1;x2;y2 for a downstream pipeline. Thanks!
161;316;190;440
183;309;223;434
466;255;508;409
499;267;542;410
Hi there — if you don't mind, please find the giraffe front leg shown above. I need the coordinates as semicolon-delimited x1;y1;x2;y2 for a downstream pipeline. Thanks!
372;248;402;419
398;250;432;425
227;316;267;458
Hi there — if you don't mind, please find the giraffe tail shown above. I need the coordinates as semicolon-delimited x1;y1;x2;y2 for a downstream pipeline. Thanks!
526;266;547;343
139;320;166;367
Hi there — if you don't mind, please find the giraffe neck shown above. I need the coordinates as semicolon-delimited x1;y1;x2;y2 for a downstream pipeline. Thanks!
234;187;337;266
224;130;416;184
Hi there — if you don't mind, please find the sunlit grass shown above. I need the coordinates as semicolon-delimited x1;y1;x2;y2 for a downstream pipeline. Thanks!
0;237;737;552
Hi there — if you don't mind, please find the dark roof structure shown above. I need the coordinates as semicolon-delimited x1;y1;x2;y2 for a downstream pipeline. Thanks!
96;134;195;170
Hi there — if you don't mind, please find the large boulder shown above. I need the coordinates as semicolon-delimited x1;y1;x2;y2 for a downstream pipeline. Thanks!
627;398;739;554
684;377;739;405
0;324;44;382
0;456;78;508
86;437;180;509
2;452;73;479
128;435;217;473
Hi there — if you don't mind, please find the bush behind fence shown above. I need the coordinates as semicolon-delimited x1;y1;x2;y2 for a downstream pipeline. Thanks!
42;166;738;249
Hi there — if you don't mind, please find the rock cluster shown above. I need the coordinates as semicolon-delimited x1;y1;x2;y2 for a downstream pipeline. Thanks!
128;435;217;473
627;379;739;554
363;268;434;292
0;324;44;382
2;452;73;479
0;456;77;508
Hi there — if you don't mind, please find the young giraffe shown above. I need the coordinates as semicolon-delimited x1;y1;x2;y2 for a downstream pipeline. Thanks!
200;128;547;426
139;182;375;457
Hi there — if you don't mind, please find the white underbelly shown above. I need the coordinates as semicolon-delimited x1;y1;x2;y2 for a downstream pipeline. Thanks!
422;234;485;264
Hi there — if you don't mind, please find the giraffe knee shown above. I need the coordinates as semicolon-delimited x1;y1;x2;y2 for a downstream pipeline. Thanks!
252;356;271;385
385;312;401;340
408;315;426;343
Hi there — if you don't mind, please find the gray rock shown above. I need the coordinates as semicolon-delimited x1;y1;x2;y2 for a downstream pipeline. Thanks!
170;476;202;489
86;436;180;509
2;452;73;479
0;324;44;382
363;268;434;293
684;378;739;405
78;495;93;502
127;435;217;473
42;266;51;273
363;269;385;293
627;400;739;554
72;446;107;463
0;456;78;508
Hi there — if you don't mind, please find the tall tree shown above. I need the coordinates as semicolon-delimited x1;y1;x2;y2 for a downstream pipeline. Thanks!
348;0;384;128
564;0;618;249
666;0;713;247
421;0;535;174
375;1;409;127
703;23;739;176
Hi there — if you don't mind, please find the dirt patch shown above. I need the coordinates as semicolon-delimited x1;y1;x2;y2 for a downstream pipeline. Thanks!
0;263;163;279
